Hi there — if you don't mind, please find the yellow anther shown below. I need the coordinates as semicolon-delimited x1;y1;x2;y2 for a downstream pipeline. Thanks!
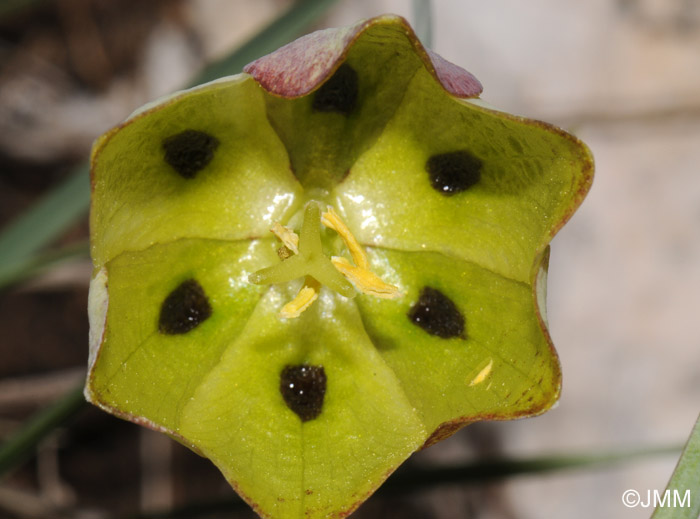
280;276;321;319
468;359;493;387
277;246;294;260
331;257;401;299
321;206;368;269
271;222;299;254
255;202;402;319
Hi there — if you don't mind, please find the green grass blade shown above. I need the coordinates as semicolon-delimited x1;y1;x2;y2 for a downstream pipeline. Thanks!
0;164;89;271
0;382;86;480
384;445;681;492
0;0;340;288
412;0;433;48
651;414;700;519
0;240;90;290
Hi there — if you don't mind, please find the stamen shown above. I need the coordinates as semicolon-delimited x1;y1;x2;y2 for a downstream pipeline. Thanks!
321;206;368;269
251;202;401;318
331;257;401;299
280;276;321;318
271;222;299;254
277;246;294;260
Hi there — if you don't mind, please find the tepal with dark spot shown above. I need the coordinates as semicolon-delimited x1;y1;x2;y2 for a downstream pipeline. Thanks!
425;150;482;196
312;63;359;115
162;129;219;179
158;279;212;335
408;286;465;339
280;364;327;422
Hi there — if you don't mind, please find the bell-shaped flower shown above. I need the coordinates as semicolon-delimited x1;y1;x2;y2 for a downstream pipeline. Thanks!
86;14;593;519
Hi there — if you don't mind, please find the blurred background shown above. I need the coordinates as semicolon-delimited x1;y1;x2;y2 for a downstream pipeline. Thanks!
0;0;698;518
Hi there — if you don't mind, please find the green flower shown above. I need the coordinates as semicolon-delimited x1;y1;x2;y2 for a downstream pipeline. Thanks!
86;14;593;519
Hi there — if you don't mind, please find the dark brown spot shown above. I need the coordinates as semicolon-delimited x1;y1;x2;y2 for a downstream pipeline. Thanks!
312;64;358;115
158;279;212;334
408;287;465;339
426;150;482;195
162;129;219;179
280;364;326;422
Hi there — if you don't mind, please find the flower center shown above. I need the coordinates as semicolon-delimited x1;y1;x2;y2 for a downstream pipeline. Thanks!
248;201;401;318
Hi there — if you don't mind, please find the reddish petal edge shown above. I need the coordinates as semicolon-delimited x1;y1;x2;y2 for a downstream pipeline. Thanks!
243;13;483;99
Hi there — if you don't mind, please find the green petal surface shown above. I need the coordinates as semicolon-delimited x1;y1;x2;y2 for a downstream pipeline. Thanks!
264;23;424;190
332;66;591;284
179;288;424;517
90;76;302;268
357;247;559;439
88;238;277;430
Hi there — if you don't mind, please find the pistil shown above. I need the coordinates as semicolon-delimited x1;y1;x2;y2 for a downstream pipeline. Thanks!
250;202;401;317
